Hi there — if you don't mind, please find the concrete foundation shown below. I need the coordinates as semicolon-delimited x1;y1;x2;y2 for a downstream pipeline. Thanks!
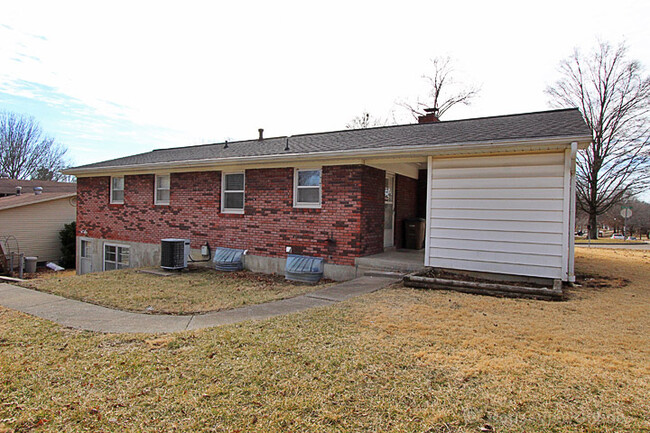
76;237;356;281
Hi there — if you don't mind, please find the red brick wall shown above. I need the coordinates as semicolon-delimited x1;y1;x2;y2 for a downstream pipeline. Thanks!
360;166;385;256
394;174;419;248
77;165;385;266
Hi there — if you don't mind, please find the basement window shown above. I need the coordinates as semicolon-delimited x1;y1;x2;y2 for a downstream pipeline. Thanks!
103;244;130;271
222;172;245;213
155;174;170;205
294;168;321;208
110;176;124;204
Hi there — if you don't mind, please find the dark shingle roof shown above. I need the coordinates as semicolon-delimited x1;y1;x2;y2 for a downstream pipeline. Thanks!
71;108;591;171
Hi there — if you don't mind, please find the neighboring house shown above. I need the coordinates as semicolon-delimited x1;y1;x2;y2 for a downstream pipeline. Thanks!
0;185;77;263
0;178;77;197
65;108;592;282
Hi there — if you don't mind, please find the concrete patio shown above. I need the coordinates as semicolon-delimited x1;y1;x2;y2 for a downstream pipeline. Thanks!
355;249;426;276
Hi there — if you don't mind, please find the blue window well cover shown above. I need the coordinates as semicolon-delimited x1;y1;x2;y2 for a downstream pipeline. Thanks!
285;254;324;283
213;247;246;271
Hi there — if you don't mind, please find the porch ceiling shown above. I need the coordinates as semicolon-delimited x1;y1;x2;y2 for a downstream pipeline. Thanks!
365;161;425;179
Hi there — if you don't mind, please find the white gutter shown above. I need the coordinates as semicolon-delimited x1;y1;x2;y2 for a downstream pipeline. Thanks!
64;134;592;176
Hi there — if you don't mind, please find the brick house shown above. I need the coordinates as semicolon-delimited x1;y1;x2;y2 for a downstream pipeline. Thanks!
65;109;591;282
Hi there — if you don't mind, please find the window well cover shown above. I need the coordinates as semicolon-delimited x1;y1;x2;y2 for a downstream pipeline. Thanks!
285;254;324;283
213;247;245;271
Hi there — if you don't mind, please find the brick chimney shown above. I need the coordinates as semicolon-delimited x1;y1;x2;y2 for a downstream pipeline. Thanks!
418;107;440;124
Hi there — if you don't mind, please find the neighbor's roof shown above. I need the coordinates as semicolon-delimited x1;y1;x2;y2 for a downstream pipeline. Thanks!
0;179;77;196
0;192;76;211
67;108;592;174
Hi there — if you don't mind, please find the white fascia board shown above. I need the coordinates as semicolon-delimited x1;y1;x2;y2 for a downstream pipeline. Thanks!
65;135;592;177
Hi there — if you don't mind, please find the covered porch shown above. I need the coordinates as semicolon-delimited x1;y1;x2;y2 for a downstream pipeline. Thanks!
362;145;580;283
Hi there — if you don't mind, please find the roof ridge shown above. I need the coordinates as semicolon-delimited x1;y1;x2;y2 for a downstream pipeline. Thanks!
289;107;582;138
67;108;589;172
151;108;582;152
152;135;289;153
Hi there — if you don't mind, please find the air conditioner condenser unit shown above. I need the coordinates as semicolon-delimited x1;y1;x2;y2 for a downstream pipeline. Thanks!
160;238;191;270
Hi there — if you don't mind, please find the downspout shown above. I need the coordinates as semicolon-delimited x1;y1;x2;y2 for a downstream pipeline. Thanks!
568;142;578;282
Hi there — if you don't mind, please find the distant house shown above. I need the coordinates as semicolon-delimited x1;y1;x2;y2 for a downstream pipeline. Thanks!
0;178;77;198
0;181;77;263
65;109;591;282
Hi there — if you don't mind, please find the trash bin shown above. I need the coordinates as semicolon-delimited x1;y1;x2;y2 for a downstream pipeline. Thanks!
24;256;38;273
404;218;426;249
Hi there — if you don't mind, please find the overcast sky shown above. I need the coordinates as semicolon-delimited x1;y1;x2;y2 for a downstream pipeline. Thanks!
1;0;649;199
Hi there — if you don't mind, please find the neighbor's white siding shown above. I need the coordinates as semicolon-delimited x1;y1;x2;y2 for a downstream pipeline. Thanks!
0;197;76;262
426;152;570;280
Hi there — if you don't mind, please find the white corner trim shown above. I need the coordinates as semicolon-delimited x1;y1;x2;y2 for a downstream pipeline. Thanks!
424;156;433;267
567;142;578;282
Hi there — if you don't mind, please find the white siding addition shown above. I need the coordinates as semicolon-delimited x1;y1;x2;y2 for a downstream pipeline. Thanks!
426;152;572;280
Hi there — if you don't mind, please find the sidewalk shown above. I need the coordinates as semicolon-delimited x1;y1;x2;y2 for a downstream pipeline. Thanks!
0;276;398;334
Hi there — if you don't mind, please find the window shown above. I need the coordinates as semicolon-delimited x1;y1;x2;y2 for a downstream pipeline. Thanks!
294;169;321;208
80;240;91;259
222;172;245;213
104;244;130;271
110;176;124;204
155;174;170;205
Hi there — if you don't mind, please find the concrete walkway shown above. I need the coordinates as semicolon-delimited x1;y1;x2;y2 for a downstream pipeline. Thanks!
0;276;398;334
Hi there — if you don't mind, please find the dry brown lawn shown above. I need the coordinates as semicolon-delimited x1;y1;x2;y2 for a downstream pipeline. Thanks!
20;267;330;314
0;248;648;432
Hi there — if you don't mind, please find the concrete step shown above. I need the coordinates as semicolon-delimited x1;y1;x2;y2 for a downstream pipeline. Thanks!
357;268;406;279
355;261;424;274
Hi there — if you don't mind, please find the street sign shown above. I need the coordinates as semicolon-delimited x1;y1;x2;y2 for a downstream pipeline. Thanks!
621;208;633;218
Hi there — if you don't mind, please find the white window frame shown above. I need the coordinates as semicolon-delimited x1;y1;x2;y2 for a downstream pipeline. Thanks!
110;176;124;204
154;174;171;205
80;239;92;259
294;168;322;208
103;243;130;271
221;172;245;214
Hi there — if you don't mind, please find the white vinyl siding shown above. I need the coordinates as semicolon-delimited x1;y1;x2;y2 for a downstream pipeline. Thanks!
426;152;568;280
0;196;76;262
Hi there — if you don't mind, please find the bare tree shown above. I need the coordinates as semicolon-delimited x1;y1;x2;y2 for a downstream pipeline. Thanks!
345;111;387;129
596;198;650;238
0;111;69;180
546;41;650;239
399;56;480;120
